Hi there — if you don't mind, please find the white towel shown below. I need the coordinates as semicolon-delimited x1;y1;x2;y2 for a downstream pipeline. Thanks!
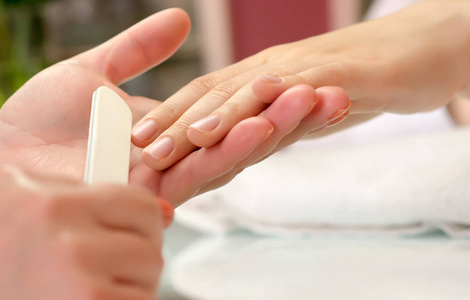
176;109;470;237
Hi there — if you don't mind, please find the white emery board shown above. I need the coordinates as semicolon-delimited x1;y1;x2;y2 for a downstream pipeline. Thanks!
84;86;132;185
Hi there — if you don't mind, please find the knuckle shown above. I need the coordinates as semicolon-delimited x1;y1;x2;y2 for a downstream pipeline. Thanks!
220;100;243;116
188;74;219;94
210;81;239;101
150;100;179;120
288;73;307;85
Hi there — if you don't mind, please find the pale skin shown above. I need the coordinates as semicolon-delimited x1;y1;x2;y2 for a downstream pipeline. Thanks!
0;8;349;206
0;165;168;300
0;7;349;300
133;0;470;172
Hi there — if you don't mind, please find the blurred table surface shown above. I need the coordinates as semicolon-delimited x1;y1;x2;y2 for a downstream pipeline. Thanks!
158;221;470;300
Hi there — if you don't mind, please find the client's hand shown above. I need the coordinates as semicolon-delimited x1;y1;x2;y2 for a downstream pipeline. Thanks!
0;165;165;300
132;0;470;170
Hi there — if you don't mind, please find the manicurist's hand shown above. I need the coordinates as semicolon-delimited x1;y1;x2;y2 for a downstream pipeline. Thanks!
0;165;167;300
133;0;470;171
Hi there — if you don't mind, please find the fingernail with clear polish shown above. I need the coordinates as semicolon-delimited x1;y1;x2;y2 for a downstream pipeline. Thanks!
132;119;158;141
145;137;174;160
261;74;284;84
190;115;221;133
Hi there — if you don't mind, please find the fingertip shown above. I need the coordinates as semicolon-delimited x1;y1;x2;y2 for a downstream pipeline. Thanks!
142;137;175;171
155;7;191;30
233;117;275;144
187;114;222;148
315;86;351;108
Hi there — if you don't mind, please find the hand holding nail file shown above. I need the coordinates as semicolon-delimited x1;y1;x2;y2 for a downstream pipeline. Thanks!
84;86;175;227
84;86;132;185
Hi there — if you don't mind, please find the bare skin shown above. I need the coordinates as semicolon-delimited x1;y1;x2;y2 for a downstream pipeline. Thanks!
0;165;166;300
0;8;349;206
134;0;470;172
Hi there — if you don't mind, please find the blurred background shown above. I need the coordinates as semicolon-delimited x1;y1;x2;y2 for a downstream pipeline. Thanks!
0;0;373;106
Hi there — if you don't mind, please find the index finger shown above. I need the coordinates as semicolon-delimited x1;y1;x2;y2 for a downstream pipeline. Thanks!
90;184;163;242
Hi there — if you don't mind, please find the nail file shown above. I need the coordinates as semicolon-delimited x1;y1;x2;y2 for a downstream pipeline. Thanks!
84;86;132;185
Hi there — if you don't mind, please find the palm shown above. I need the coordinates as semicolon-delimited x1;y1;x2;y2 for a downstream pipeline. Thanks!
0;10;192;202
0;9;279;205
0;9;343;205
0;63;156;181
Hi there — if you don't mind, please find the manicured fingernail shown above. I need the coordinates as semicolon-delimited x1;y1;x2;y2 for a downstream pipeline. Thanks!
132;119;158;141
327;110;349;127
145;137;174;160
158;198;175;229
261;74;284;84
190;115;221;133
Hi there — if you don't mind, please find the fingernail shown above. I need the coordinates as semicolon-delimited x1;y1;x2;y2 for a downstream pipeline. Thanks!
145;137;174;160
327;110;349;127
190;115;221;133
261;125;275;143
261;74;284;84
132;119;158;141
327;106;350;123
158;198;174;229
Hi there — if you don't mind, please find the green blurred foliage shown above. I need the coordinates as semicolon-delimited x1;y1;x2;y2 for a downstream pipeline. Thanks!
0;0;51;107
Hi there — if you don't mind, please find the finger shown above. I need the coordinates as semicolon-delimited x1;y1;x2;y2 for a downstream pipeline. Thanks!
198;86;351;194
60;233;161;292
91;185;162;241
82;277;156;300
155;117;274;205
104;234;162;291
181;65;333;154
138;68;269;170
185;71;298;148
138;64;305;170
182;63;363;154
69;8;191;85
131;55;269;148
269;86;351;148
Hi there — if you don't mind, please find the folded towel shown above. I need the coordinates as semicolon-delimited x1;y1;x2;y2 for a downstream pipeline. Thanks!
176;109;470;237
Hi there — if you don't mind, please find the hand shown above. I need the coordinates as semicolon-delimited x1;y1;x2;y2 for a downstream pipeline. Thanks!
0;8;349;205
132;0;470;171
0;165;165;300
